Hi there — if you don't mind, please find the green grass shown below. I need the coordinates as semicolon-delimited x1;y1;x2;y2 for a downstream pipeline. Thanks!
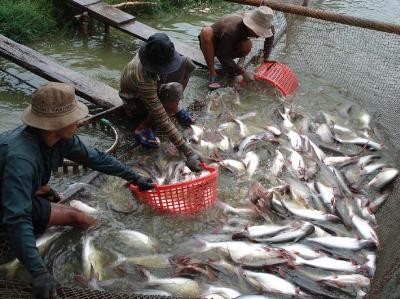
0;0;59;43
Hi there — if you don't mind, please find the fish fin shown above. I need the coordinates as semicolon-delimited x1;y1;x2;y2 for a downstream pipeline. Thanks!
74;274;89;288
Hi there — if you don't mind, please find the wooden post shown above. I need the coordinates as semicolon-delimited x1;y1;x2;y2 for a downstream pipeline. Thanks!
82;11;89;37
105;24;111;34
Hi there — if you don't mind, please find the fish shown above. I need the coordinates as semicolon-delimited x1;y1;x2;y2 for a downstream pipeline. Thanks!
361;162;386;175
334;135;382;150
235;132;277;157
219;159;246;174
351;214;379;245
323;156;358;167
0;227;67;278
232;224;290;239
316;123;335;144
264;125;282;136
318;274;370;287
82;234;107;281
306;236;376;251
190;124;204;141
70;200;99;215
278;106;294;129
201;285;242;299
368;193;389;213
216;134;230;151
141;268;200;297
315;182;336;212
288;149;306;179
294;256;362;272
195;239;287;267
216;201;259;219
250;222;315;243
286;130;305;152
357;154;380;167
281;200;339;222
271;150;285;177
117;230;159;252
110;251;173;269
232;118;248;137
240;269;306;296
242;151;259;178
368;168;399;189
278;243;324;259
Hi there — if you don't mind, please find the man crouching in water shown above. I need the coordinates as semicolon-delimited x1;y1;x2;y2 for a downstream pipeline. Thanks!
0;82;154;299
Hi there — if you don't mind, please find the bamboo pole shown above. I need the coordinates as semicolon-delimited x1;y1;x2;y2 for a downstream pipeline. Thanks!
225;0;400;35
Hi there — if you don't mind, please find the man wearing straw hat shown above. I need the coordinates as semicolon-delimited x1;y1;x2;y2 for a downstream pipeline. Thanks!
0;82;154;299
199;6;275;90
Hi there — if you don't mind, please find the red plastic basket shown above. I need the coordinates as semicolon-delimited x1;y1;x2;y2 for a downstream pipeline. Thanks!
254;61;299;96
129;163;218;214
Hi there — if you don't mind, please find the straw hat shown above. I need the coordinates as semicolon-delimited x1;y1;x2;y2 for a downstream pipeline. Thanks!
243;6;274;38
22;82;88;131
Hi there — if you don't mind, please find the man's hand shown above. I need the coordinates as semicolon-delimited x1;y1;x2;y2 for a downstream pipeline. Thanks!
36;186;62;203
186;152;203;172
242;69;255;82
32;271;59;299
135;176;154;191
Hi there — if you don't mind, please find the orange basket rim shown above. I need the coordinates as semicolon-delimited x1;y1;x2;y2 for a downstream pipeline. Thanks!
129;163;219;193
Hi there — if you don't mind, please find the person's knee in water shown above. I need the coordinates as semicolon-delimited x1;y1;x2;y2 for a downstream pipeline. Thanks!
198;6;275;90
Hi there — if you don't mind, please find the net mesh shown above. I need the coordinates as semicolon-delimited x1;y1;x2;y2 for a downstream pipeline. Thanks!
1;0;400;297
250;6;400;298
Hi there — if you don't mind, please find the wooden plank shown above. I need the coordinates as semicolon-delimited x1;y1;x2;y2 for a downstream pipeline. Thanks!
74;0;101;6
0;34;122;109
72;0;135;26
119;21;207;67
68;0;206;67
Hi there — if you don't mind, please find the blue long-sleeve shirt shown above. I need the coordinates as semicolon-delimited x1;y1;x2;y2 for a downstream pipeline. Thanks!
0;125;139;275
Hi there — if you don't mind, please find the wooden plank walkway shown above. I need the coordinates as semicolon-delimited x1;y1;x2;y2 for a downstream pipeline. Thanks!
0;34;122;108
69;0;207;67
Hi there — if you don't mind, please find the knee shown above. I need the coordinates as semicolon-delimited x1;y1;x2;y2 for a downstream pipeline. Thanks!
237;39;252;57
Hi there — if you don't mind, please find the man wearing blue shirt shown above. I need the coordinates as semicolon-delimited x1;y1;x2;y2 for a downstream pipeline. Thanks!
0;82;153;299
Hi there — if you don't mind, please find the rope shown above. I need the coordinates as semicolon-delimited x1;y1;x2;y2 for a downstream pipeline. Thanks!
225;0;400;35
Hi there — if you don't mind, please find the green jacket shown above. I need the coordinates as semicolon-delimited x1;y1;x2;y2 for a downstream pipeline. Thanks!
0;125;138;275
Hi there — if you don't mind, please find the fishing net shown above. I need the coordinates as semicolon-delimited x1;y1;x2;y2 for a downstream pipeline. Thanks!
249;3;400;298
1;0;400;297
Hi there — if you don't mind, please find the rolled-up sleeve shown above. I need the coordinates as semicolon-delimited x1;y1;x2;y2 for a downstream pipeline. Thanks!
2;156;45;275
63;136;138;181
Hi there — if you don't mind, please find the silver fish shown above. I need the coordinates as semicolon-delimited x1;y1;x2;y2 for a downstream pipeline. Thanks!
232;224;290;239
110;251;173;269
361;162;386;175
118;230;159;252
232;118;248;137
306;236;376;250
334;136;382;150
368;168;399;189
271;149;285;177
323;156;358;167
81;234;107;281
288;149;306;179
142;268;200;297
278;243;324;259
319;274;370;287
351;214;379;245
251;222;315;243
70;200;99;215
216;201;259;218
201;285;242;299
241;269;306;296
264;125;281;136
316;123;335;144
294;256;362;272
219;159;246;174
242;151;259;178
282;200;339;222
357;154;380;167
368;193;389;213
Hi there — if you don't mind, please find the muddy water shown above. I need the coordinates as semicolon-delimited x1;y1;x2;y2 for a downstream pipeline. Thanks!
0;0;398;294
